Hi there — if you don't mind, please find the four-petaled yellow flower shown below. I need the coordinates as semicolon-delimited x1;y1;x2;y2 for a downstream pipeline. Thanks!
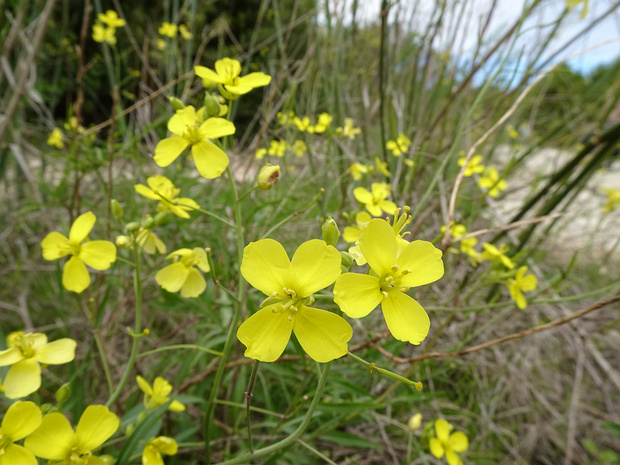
92;23;117;45
0;331;76;399
348;162;369;181
457;154;485;177
429;418;469;465
41;211;116;293
154;105;235;179
600;186;620;214
136;229;167;255
353;183;397;217
98;10;126;28
333;219;444;344
142;436;178;465
179;24;193;40
507;266;537;309
24;405;119;464
480;243;515;269
194;58;271;99
158;22;178;38
312;113;333;134
155;247;210;298
237;239;352;363
136;376;185;412
478;166;506;197
374;157;391;177
268;140;286;157
47;128;64;149
134;175;199;218
336;118;361;140
386;134;411;156
292;140;307;156
0;401;42;465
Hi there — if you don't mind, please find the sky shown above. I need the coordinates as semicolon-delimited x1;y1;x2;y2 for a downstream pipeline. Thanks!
324;0;620;75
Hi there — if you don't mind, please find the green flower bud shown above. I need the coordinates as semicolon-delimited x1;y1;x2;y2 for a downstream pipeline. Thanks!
154;211;169;226
125;222;140;233
204;92;221;117
55;383;71;405
322;217;340;246
257;163;280;190
116;235;131;248
110;199;123;220
168;96;185;111
99;455;116;465
340;251;354;270
141;217;155;230
125;423;136;437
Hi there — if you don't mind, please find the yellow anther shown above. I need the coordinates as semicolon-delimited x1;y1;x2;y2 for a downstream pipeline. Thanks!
401;269;412;275
382;291;389;298
391;265;400;272
384;276;394;284
289;305;298;313
287;316;293;321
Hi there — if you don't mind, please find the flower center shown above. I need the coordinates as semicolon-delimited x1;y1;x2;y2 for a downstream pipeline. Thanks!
12;334;36;358
0;434;13;455
378;264;412;296
183;125;202;145
68;448;92;465
263;287;316;321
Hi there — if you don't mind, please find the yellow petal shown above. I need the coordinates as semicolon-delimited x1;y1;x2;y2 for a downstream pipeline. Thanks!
292;306;352;363
41;232;71;260
2;401;42;440
215;58;241;81
194;65;225;85
34;338;76;364
142;445;164;465
136;376;153;395
156;263;190;294
191;140;229;179
75;405;120;453
0;347;24;366
199;118;236;139
3;359;41;399
381;289;430;344
152;437;178;455
396;240;444;288
134;184;160;200
333;273;382;318
342;226;360;243
240;239;289;296
69;211;96;243
24;412;75;460
0;443;37;465
449;431;469;453
63;256;91;293
169;400;186;412
446;450;463;465
236;305;293;362
287;240;341;297
80;241;116;270
379;200;397;215
429;437;444;459
167;106;197;135
180;268;206;298
154;135;190;167
435;418;452;442
353;187;372;204
237;72;271;89
359;219;396;277
153;377;173;396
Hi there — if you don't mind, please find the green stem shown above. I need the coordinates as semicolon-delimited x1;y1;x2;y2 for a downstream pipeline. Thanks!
137;344;223;359
347;352;422;390
215;362;332;465
246;360;261;455
93;330;114;395
106;245;143;407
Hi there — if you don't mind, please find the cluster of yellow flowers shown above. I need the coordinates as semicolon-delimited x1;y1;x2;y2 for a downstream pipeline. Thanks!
348;157;392;180
457;153;507;197
254;139;307;159
277;111;333;134
92;10;126;45
386;133;411;156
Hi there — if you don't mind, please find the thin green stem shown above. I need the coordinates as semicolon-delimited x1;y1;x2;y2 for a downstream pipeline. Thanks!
295;439;338;465
246;360;261;455
347;352;422;390
93;331;114;395
137;344;223;359
155;194;236;228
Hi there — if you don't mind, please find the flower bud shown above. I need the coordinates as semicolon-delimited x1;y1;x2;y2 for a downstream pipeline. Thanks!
322;217;340;246
125;222;140;233
55;383;71;405
99;455;116;465
257;163;280;190
204;93;222;117
340;251;354;270
141;217;155;230
116;235;131;248
407;413;422;432
168;96;185;111
154;211;169;226
110;199;123;220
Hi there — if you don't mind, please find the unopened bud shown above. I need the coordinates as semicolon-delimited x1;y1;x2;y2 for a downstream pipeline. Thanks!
125;222;140;234
55;383;71;405
322;217;340;246
204;93;221;117
340;251;354;269
257;163;280;190
116;235;131;248
110;199;123;220
407;413;422;432
141;217;155;230
154;211;169;226
168;96;185;111
99;455;116;465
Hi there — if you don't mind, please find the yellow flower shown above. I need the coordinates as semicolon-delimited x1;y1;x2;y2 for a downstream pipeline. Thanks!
313;113;333;134
24;405;119;464
156;248;210;298
257;164;280;190
268;140;286;157
159;22;178;38
353;183;397;217
98;10;125;28
386;134;411;156
336;118;361;140
142;437;178;465
194;58;271;99
255;148;267;160
0;332;76;399
429;418;469;465
136;229;167;255
348;162;369;181
440;222;467;239
179;24;193;40
478;166;507;197
277;111;295;125
457;154;484;177
374;156;391;177
134;175;199;219
600;186;620;213
41;211;117;293
237;239;352;363
460;237;480;263
480;243;515;269
293;116;313;133
0;401;42;465
334;219;444;344
507;266;537;309
154;105;235;179
136;376;185;412
92;23;117;45
47;128;64;149
506;124;519;139
292;140;307;156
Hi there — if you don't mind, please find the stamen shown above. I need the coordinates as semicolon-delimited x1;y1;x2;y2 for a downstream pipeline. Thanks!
287;316;293;321
384;276;394;284
401;269;412;275
391;265;400;272
382;291;389;298
289;305;298;313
